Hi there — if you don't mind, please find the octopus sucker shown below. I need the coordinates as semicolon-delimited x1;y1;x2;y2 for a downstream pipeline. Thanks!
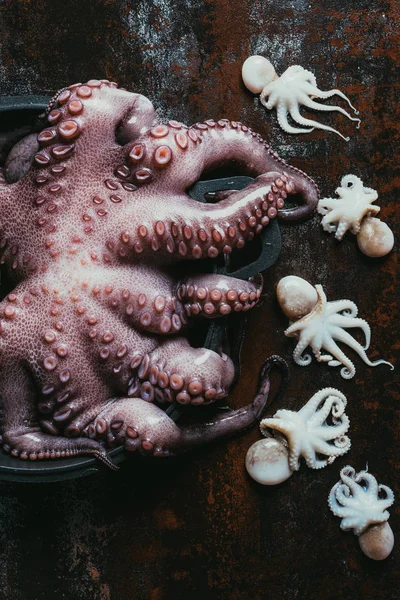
242;56;360;140
277;276;394;379
0;79;318;466
329;466;395;560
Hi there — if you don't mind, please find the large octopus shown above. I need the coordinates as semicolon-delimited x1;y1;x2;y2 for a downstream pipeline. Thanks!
0;79;318;467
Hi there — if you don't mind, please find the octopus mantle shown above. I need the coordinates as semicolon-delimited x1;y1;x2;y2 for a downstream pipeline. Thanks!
0;79;318;467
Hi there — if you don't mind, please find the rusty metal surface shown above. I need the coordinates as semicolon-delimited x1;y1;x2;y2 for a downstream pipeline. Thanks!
0;1;398;598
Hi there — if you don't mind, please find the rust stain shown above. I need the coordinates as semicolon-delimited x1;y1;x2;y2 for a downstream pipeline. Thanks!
153;506;181;530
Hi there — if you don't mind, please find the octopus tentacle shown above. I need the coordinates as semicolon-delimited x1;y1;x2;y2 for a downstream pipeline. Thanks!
326;299;358;318
311;437;350;458
111;169;314;263
328;486;349;518
309;414;350;440
302;83;359;114
301;441;320;469
334;483;354;507
328;315;370;349
321;335;356;378
178;273;263;318
92;355;285;455
300;94;361;125
311;419;350;441
317;197;339;214
339;466;365;496
261;416;296;439
299;388;346;422
288;104;350;141
1;429;117;469
340;517;367;533
274;102;314;135
378;485;395;510
292;338;313;366
331;326;393;371
320;209;347;227
355;470;379;496
124;118;319;215
128;338;235;407
306;456;328;469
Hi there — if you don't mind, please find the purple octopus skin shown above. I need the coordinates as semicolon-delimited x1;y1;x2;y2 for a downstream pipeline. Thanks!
0;79;318;468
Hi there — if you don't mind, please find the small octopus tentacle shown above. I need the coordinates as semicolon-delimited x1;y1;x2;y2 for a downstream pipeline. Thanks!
328;315;370;349
309;414;350;441
311;437;350;459
378;485;395;510
328;485;350;518
317;197;339;214
326;299;358;318
307;455;329;469
301;441;321;469
302;83;359;114
320;209;344;227
338;465;362;496
288;445;303;471
341;517;367;534
275;102;314;135
301;388;346;424
292;337;314;366
261;416;295;433
288;104;350;141
334;483;355;508
321;335;356;379
355;470;379;496
331;326;393;371
300;94;361;125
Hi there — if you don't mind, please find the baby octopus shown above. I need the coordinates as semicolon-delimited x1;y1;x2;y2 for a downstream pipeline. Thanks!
0;79;318;467
277;276;393;379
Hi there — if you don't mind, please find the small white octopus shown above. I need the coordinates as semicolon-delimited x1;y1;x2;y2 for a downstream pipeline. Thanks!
260;388;351;471
318;175;394;257
277;276;394;379
318;174;380;240
242;56;360;141
328;465;395;560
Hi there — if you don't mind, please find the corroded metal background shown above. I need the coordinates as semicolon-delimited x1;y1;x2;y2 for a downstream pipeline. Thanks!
0;1;398;599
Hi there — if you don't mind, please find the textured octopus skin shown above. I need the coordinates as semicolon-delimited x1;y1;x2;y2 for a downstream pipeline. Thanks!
0;79;318;467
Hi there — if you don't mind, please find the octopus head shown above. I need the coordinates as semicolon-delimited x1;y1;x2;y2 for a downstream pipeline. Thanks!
276;275;318;320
